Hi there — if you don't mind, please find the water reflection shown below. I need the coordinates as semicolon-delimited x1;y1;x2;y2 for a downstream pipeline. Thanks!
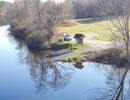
95;65;130;100
18;47;73;92
7;27;130;99
26;54;73;91
10;34;130;99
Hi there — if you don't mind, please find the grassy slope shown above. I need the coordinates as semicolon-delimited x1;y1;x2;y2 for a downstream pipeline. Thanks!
56;17;110;34
94;34;113;41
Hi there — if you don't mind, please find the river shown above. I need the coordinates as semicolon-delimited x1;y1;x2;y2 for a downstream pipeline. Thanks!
0;25;130;100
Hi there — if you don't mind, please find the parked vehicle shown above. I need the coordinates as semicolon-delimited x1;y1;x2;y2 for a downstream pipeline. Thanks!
64;35;72;41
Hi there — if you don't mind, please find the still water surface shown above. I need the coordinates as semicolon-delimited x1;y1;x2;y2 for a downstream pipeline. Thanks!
0;25;130;100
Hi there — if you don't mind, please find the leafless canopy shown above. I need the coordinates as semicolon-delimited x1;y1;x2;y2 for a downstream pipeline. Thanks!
7;0;74;42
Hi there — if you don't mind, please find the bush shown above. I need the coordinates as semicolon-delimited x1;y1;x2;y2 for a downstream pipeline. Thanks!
51;43;70;50
26;35;50;51
89;48;127;66
9;22;27;39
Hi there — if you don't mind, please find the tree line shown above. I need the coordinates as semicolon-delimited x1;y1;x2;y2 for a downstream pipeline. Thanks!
72;0;130;19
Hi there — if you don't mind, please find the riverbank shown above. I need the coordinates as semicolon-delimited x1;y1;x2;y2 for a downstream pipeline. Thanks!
48;48;130;68
8;17;113;51
8;24;128;66
1;24;130;100
8;17;130;67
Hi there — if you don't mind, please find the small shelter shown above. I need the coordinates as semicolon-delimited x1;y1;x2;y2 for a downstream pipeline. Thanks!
74;34;85;45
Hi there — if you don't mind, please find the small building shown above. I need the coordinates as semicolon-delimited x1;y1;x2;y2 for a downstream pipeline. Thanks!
74;34;85;45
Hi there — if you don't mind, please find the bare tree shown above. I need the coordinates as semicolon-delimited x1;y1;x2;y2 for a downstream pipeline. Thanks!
7;0;74;50
15;0;20;22
101;0;130;59
97;66;130;100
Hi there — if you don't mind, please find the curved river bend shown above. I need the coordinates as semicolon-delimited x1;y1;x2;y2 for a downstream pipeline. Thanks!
0;25;130;100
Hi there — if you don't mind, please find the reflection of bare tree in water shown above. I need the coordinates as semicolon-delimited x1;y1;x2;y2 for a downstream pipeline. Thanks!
97;65;130;100
9;34;74;92
19;48;73;91
27;54;73;91
8;33;28;62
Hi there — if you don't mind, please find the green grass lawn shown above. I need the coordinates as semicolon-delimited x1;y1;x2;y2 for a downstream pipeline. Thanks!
63;41;89;50
56;17;110;34
65;54;85;60
94;34;113;41
69;44;89;50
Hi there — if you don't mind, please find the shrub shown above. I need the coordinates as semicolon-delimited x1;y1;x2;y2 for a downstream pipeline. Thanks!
9;21;27;39
26;35;50;51
51;43;70;50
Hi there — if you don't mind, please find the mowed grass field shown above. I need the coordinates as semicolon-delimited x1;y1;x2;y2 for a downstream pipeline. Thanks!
56;17;111;34
94;34;113;41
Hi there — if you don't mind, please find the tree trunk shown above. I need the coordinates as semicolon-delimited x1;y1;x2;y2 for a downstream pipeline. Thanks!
125;42;129;58
125;15;130;59
15;0;20;22
114;68;129;100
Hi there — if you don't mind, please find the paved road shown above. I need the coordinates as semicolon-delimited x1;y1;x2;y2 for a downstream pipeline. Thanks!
49;44;110;61
48;33;112;61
